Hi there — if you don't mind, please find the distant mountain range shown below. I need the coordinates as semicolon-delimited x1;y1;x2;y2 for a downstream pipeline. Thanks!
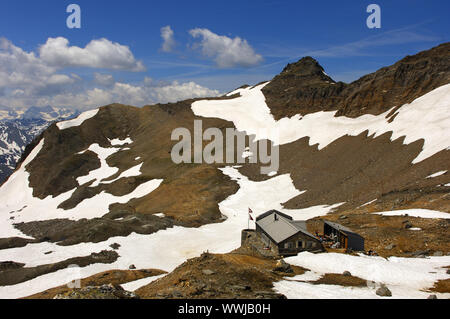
0;106;79;183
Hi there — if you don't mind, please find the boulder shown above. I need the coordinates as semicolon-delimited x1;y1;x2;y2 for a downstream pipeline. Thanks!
202;269;215;276
343;271;352;276
376;285;392;297
403;222;413;229
109;243;121;250
273;259;293;273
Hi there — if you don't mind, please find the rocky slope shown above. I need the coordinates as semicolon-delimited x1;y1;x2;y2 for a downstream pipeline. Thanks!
0;43;449;299
263;42;450;119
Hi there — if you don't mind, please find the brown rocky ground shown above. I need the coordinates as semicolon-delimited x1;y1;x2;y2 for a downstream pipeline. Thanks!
428;278;450;293
306;273;367;287
24;268;166;299
135;251;305;299
306;210;450;258
14;211;176;246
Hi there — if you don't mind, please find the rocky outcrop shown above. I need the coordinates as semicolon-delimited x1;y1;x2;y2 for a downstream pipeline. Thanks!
263;42;450;119
135;252;296;299
53;284;139;299
0;250;118;286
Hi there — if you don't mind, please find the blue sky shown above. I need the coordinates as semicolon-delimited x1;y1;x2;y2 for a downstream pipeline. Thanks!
0;0;448;110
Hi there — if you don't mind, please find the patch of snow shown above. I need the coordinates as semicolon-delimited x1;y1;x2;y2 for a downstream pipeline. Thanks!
154;213;165;218
274;252;450;299
274;280;378;299
426;170;447;178
0;139;45;238
56;179;163;220
374;209;450;219
225;87;247;97
192;83;450;164
109;137;133;146
101;163;143;185
359;199;377;208
284;271;323;282
409;227;422;231
77;144;121;187
56;109;99;130
121;274;166;292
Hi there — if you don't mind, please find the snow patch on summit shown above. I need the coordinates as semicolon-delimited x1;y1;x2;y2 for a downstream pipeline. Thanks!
56;109;99;130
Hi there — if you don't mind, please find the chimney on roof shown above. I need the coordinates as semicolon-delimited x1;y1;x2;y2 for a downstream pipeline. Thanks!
274;214;278;221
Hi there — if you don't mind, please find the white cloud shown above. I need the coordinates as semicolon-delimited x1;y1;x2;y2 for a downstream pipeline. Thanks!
189;28;263;68
93;73;115;87
160;25;176;52
22;81;220;110
0;38;56;88
39;37;145;71
0;37;220;110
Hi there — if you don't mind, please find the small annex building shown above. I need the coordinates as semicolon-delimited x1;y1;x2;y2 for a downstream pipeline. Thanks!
323;220;365;251
254;210;324;256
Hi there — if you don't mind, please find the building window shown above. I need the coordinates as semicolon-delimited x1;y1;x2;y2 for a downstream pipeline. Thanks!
297;241;303;248
284;242;294;249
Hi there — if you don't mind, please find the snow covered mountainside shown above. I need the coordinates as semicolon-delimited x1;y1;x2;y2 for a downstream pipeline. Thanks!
0;43;449;299
0;106;79;184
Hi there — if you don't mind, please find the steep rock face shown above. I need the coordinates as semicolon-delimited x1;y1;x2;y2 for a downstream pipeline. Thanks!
263;42;450;119
262;56;346;118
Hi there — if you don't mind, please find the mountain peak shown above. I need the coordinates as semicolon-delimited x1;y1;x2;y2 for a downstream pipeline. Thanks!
279;56;334;83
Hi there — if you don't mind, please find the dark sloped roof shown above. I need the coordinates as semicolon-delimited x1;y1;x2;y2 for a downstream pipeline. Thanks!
256;209;292;221
324;220;363;238
256;210;317;244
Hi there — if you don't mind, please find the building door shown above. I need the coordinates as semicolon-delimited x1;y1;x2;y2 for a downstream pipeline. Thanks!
343;237;348;249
